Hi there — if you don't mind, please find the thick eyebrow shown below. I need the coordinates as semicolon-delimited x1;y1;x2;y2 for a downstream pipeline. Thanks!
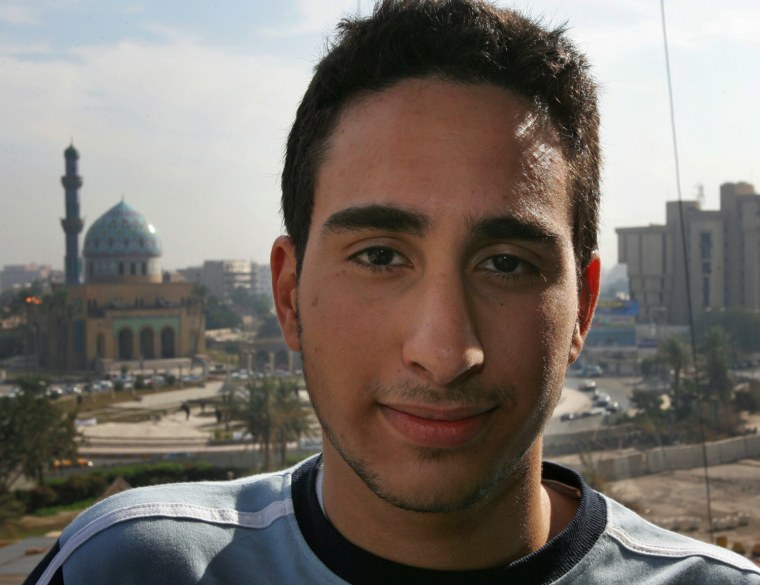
470;215;559;244
322;204;429;236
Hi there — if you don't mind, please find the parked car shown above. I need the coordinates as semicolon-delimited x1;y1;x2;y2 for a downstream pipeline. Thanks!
578;379;597;392
46;385;64;399
560;412;579;421
63;383;83;395
584;365;603;377
593;393;611;407
580;407;606;418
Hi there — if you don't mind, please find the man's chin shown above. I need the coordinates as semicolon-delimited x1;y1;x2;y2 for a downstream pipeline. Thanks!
331;439;522;514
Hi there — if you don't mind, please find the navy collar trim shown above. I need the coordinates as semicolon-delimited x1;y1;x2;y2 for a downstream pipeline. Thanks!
291;458;607;585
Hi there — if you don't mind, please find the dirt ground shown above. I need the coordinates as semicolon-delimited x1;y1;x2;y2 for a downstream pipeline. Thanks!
604;458;760;555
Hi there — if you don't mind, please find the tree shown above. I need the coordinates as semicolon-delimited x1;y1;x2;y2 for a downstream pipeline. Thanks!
192;284;241;330
0;329;23;360
230;287;273;319
233;377;311;470
0;377;78;492
699;326;732;404
270;379;311;466
696;308;760;353
41;287;80;370
0;282;43;320
657;335;689;394
256;314;284;340
656;335;693;420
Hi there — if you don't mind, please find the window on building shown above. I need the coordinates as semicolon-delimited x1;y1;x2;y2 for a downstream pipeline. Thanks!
142;262;147;275
699;232;712;260
119;262;124;275
130;262;136;275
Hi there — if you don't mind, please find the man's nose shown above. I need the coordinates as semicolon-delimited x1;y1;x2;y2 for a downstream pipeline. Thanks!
401;272;485;386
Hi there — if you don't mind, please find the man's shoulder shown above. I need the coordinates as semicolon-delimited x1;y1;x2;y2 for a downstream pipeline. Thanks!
61;463;298;545
31;457;322;585
583;495;760;582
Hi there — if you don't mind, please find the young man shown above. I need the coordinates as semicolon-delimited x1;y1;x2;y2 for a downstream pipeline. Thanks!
25;1;760;583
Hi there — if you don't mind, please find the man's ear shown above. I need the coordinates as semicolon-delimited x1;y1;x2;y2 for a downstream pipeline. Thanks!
569;254;601;364
271;235;301;352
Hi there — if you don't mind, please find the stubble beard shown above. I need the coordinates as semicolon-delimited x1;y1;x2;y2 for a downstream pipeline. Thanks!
296;312;550;515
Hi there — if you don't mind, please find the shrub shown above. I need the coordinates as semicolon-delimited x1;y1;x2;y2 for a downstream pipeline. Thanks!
53;474;109;505
20;485;58;512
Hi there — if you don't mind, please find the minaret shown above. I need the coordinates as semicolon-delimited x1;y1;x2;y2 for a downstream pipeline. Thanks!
61;144;84;285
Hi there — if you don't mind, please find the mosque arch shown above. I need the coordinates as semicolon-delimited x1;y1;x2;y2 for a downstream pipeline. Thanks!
118;328;133;360
139;328;155;359
160;327;175;358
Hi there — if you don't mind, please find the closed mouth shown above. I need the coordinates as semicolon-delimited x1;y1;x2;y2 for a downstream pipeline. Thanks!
378;403;497;449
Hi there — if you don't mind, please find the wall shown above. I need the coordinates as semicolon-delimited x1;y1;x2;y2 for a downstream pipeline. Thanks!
567;434;760;481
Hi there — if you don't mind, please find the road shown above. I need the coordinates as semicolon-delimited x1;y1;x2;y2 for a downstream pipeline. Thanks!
547;375;639;434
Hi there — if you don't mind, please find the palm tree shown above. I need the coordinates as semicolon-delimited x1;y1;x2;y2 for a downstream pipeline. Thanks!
271;379;312;466
700;326;732;404
41;287;79;370
234;377;312;470
656;335;692;422
657;335;689;394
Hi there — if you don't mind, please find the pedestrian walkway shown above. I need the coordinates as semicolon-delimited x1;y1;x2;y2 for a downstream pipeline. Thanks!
0;535;57;585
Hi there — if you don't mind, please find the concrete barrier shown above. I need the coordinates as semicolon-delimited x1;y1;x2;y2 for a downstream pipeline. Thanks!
568;432;760;481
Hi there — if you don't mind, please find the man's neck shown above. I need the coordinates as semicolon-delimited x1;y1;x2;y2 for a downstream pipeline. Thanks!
320;444;576;571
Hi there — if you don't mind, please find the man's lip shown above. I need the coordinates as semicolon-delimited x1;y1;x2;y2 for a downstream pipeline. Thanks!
379;404;496;449
381;403;494;421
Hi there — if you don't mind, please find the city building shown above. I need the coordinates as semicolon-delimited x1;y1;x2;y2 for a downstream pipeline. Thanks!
251;263;272;297
0;264;61;292
178;260;272;301
38;145;205;372
617;182;760;325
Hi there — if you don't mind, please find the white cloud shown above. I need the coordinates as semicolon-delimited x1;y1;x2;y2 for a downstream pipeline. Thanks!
0;34;313;267
0;4;39;26
259;0;357;39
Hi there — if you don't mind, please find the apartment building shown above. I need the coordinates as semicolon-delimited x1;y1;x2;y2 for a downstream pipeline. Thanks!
617;182;760;325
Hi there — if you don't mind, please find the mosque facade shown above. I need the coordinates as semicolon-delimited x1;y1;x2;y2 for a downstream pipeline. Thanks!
40;145;205;373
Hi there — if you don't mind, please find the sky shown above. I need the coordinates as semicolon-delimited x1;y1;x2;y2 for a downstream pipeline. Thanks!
1;0;758;273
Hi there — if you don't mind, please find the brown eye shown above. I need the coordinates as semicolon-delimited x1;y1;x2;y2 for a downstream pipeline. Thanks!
365;247;396;265
490;255;521;273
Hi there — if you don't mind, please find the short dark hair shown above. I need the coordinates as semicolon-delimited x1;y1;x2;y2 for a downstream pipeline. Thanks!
282;0;600;273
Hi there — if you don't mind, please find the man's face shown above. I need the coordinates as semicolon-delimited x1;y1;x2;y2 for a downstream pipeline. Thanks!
273;78;597;513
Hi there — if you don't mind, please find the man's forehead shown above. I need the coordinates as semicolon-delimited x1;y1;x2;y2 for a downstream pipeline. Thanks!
312;78;571;230
334;78;560;146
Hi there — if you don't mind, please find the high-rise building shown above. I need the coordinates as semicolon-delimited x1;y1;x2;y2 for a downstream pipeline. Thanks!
617;182;760;325
178;261;272;301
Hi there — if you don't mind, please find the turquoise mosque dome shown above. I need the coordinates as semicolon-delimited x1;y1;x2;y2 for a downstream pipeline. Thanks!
82;200;162;283
84;200;161;259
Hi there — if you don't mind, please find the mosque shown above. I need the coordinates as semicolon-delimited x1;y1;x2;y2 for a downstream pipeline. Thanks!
40;145;205;373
